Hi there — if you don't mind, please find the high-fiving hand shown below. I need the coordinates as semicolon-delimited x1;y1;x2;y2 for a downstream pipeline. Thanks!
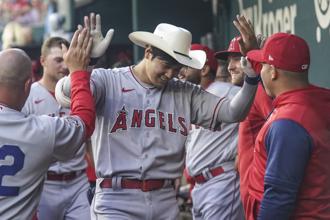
84;13;114;58
233;15;258;56
62;28;92;73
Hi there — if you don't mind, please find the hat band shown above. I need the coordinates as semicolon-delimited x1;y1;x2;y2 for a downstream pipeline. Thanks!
174;51;192;60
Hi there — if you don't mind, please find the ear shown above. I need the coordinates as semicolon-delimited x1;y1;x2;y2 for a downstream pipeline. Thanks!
40;55;46;66
270;66;278;80
201;65;210;77
144;46;152;59
24;76;32;94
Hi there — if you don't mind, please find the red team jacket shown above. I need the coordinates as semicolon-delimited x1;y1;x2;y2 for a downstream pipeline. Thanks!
246;85;330;219
238;83;272;209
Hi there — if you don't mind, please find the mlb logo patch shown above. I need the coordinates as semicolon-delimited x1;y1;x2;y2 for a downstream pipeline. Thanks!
301;64;308;70
268;55;274;61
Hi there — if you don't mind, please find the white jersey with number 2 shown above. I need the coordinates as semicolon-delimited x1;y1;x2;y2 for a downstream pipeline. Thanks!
0;104;85;219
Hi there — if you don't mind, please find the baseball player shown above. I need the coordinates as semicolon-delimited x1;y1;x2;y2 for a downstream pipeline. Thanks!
216;36;245;87
180;44;245;220
216;34;273;215
246;33;330;219
0;28;95;219
22;37;91;220
55;14;259;219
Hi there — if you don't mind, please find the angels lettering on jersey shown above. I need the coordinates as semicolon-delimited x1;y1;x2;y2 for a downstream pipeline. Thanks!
110;106;188;136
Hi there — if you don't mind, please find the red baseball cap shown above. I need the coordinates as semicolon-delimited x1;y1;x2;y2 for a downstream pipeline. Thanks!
247;33;310;73
191;44;218;72
215;36;242;60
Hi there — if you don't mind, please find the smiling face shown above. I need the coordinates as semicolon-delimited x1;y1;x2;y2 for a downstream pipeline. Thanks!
227;54;244;86
143;47;183;88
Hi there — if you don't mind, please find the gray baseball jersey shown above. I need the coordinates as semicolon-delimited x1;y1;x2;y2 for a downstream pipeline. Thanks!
22;82;90;220
88;66;256;179
22;82;87;173
185;81;240;176
56;66;257;219
185;81;245;220
0;104;85;219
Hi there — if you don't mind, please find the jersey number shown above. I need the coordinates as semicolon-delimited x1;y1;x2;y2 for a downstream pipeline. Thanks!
0;145;25;196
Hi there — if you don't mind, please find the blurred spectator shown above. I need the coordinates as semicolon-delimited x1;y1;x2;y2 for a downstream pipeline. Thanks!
13;1;40;26
1;0;47;49
112;51;133;68
2;21;33;49
45;12;71;41
94;47;133;69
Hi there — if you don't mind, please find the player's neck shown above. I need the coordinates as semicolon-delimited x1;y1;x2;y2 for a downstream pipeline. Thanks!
0;87;24;111
39;75;57;93
132;61;151;85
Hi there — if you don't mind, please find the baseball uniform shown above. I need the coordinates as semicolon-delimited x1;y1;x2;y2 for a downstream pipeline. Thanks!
22;82;90;220
185;81;244;220
56;64;258;219
0;71;94;219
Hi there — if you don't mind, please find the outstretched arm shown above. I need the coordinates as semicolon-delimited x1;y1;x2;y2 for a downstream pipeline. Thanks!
64;27;95;139
216;15;260;123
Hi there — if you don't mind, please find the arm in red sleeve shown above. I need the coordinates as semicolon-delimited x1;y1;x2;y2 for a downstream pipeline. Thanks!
70;70;96;139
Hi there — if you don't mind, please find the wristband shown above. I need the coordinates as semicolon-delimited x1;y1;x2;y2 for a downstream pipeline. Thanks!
244;75;260;85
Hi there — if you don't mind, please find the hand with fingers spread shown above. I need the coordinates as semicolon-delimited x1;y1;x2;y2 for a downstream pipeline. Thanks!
63;28;93;73
233;15;258;56
84;13;114;58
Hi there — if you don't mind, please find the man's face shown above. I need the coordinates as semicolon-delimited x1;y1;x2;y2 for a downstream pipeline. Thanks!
227;54;244;86
41;47;69;83
145;54;182;88
177;66;201;85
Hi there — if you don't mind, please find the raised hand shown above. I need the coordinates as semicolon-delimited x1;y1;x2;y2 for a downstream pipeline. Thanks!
240;56;257;77
233;15;258;56
256;34;267;49
84;13;114;58
62;28;92;73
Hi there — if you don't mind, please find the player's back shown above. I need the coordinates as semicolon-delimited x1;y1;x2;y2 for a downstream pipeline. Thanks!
23;82;87;173
0;104;84;219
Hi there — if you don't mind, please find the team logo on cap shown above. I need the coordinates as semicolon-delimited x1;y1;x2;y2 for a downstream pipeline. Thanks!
268;55;274;61
228;38;236;51
301;64;309;70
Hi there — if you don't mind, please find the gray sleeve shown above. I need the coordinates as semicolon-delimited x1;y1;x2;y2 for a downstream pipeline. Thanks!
190;84;223;129
217;81;258;123
52;116;86;161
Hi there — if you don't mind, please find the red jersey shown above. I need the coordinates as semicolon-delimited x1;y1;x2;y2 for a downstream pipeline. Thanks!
238;83;272;209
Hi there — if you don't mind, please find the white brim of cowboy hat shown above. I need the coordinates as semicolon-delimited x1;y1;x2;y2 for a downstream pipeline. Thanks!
129;31;206;70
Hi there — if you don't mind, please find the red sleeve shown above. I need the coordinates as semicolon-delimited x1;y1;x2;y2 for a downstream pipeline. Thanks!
70;71;96;139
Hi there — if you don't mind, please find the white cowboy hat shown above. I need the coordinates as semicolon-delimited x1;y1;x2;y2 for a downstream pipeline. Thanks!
129;23;206;70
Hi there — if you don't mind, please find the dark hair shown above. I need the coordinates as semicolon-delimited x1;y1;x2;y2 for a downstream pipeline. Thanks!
150;46;183;68
41;37;70;57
